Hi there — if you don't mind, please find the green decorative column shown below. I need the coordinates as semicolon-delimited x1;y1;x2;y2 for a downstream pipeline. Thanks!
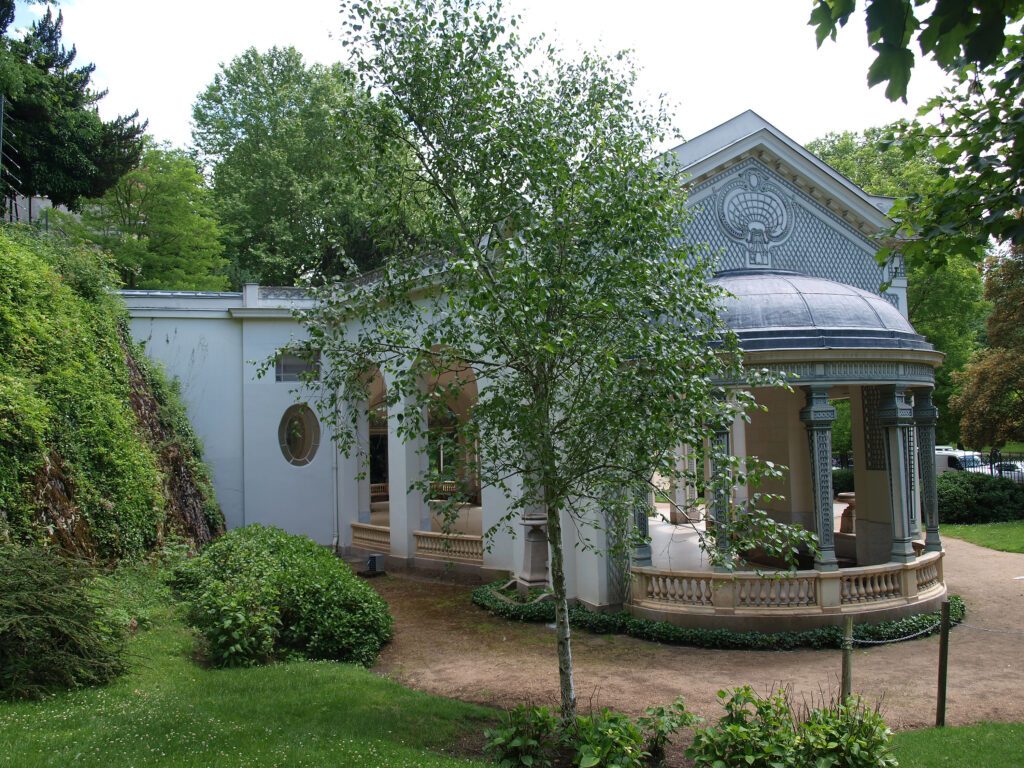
913;388;943;553
879;386;917;563
800;385;838;571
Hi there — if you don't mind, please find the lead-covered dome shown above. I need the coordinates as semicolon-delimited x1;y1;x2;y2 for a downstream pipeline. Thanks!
711;270;932;352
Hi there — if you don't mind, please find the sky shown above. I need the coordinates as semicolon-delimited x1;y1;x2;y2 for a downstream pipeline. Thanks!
18;0;952;149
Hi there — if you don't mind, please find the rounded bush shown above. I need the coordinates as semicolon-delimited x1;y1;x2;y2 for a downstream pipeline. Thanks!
172;526;392;667
0;545;127;699
937;471;1024;524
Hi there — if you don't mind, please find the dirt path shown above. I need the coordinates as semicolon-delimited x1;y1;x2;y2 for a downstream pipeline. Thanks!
371;537;1024;730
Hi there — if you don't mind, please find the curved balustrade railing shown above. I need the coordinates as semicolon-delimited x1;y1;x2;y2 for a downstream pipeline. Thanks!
631;551;943;618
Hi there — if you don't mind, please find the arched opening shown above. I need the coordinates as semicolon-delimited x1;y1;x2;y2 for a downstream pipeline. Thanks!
424;361;482;538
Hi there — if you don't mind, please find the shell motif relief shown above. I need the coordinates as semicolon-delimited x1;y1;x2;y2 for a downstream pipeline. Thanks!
716;171;794;268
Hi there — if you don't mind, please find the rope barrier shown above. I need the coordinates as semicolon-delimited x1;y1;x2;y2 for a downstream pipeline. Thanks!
852;622;941;645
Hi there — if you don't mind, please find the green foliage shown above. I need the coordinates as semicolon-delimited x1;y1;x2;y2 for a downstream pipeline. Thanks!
831;399;852;456
0;545;127;700
0;226;221;556
807;126;988;443
472;582;965;650
936;472;1024;525
0;564;494;768
62;142;227;290
191;46;425;286
172;525;393;667
689;688;897;768
809;1;1023;101
573;709;647;768
314;0;813;719
951;251;1024;448
689;687;800;768
832;468;855;495
0;7;145;207
637;698;698;768
797;698;898;768
0;227;163;558
484;699;695;768
812;3;1024;258
484;705;564;768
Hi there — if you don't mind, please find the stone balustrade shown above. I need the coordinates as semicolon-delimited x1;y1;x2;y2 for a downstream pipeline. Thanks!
414;530;484;564
369;482;389;500
630;551;944;629
351;522;391;553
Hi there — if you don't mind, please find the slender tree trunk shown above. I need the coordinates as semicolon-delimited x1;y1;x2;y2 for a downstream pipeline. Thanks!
545;494;576;721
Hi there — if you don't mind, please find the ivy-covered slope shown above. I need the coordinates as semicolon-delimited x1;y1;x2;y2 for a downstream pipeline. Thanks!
0;227;223;560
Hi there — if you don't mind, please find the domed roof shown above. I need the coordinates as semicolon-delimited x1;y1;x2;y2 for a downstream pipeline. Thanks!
711;270;933;352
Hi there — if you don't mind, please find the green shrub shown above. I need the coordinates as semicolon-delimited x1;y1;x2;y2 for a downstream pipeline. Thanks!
937;471;1024;524
0;545;127;699
796;697;898;768
172;525;393;667
832;468;855;494
484;704;565;768
688;689;897;768
484;699;696;768
637;697;699;768
688;687;800;768
472;582;964;651
573;709;647;768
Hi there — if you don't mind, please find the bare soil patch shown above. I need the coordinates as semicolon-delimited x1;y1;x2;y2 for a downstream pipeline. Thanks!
370;537;1024;731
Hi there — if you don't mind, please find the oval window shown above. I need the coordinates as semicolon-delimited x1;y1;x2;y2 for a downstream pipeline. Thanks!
278;404;320;466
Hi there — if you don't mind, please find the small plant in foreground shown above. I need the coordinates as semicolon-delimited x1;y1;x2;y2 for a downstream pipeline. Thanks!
573;709;647;768
687;687;899;768
485;698;698;768
796;697;898;768
688;686;800;768
637;697;700;767
484;704;564;768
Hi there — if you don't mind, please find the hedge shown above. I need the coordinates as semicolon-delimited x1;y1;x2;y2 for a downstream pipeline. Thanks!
472;582;964;650
937;471;1024;525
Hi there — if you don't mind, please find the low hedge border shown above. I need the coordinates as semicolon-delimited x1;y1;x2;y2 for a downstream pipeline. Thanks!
471;582;964;650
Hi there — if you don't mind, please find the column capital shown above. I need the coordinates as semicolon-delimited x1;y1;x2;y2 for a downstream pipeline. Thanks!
912;387;938;425
878;385;915;427
799;385;836;427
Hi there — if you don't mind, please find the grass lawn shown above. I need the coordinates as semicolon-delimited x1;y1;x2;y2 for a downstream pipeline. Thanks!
893;722;1024;768
942;520;1024;553
0;567;492;768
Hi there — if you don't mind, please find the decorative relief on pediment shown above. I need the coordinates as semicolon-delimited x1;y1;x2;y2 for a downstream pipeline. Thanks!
716;170;794;268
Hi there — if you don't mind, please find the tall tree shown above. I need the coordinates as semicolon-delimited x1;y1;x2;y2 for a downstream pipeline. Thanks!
951;249;1024;448
0;6;145;208
810;2;1024;265
60;142;227;290
808;126;988;442
302;0;813;721
191;46;424;287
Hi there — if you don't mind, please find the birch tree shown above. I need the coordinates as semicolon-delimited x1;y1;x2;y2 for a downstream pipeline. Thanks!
301;0;814;720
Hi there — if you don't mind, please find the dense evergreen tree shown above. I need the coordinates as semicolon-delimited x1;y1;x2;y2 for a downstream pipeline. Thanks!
0;5;145;208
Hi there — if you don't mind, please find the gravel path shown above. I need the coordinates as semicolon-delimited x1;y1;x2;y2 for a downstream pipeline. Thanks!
371;537;1024;730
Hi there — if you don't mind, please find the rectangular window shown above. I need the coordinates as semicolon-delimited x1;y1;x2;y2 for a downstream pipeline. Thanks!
275;352;320;382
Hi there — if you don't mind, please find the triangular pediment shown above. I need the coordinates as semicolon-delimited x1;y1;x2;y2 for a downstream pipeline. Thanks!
670;111;904;306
